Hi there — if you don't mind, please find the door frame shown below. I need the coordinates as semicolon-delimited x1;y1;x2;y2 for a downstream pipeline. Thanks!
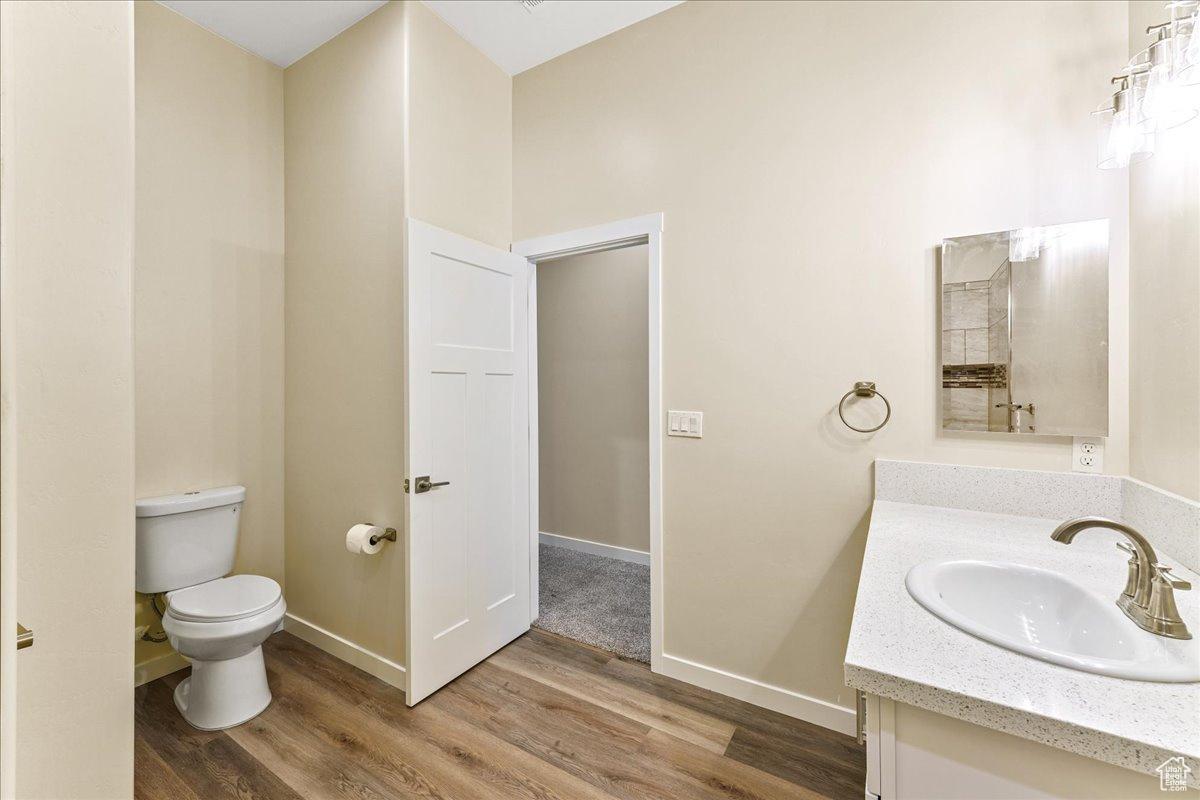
512;213;664;672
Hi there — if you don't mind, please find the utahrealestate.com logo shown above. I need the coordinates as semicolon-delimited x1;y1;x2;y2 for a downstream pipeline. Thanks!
1157;757;1192;792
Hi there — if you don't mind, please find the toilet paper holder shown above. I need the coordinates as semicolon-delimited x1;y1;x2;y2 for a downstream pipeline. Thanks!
363;525;397;547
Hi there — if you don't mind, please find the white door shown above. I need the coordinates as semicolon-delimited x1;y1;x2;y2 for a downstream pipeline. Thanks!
404;219;532;705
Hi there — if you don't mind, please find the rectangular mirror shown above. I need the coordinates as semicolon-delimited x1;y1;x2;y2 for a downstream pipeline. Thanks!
941;219;1109;436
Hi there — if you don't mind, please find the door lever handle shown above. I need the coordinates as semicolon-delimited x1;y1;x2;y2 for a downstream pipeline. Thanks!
407;476;450;494
17;623;33;650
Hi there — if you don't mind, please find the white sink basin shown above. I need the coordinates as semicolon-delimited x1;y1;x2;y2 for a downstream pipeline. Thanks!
905;560;1200;682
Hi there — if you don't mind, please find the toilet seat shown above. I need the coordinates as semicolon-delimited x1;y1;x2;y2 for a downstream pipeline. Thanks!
167;574;282;623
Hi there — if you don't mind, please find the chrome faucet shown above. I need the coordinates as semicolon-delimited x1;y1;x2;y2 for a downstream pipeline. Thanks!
1050;517;1192;640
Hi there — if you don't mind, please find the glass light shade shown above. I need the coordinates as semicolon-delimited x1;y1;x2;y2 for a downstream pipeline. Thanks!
1095;104;1156;169
1170;7;1200;85
1132;59;1199;129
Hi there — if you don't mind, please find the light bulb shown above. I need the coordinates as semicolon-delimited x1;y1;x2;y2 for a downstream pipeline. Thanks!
1144;63;1199;128
1103;106;1157;167
1108;107;1136;167
1095;80;1156;169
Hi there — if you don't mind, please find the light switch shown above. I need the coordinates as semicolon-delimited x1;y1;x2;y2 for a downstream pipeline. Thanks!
668;410;703;438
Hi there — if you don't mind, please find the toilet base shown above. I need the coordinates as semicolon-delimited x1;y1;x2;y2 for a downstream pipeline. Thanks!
174;646;272;730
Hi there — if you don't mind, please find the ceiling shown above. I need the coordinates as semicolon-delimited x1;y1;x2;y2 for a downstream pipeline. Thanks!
159;0;682;74
157;1;389;68
422;1;683;75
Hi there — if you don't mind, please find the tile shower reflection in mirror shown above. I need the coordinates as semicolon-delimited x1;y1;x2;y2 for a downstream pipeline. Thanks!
941;219;1109;435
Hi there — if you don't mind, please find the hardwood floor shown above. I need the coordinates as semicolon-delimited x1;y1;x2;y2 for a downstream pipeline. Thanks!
135;630;865;800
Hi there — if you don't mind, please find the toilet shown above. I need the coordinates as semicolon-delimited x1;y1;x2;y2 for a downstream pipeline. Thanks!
135;485;286;731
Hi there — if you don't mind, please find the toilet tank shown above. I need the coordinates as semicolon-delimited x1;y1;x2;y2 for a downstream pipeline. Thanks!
135;486;246;594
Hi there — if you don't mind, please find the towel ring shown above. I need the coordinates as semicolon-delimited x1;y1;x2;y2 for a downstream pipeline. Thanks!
838;381;891;433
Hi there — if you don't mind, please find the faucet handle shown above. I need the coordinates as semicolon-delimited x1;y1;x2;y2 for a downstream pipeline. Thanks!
1153;564;1192;592
1116;541;1137;559
1146;564;1193;639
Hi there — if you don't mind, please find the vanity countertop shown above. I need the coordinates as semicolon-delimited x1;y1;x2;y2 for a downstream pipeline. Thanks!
845;499;1200;782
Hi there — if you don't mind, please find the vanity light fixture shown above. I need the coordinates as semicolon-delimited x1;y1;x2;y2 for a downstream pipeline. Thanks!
1095;0;1200;169
1131;20;1199;129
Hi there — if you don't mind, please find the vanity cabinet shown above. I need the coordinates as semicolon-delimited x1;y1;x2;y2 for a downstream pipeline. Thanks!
862;694;1187;799
849;471;1200;799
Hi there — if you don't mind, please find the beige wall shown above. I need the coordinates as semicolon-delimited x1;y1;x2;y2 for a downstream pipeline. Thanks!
284;1;408;663
1128;1;1200;501
406;1;512;249
514;0;1130;712
133;0;285;677
0;1;136;796
283;0;512;669
538;245;650;552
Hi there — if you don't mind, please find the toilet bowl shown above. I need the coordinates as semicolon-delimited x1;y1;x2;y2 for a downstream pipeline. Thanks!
162;574;286;730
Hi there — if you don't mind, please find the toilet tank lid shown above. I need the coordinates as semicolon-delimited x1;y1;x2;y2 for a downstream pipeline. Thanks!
136;486;246;518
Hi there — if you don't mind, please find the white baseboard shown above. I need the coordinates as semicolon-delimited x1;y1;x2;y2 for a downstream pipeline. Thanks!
135;651;189;687
539;531;651;566
283;612;406;691
658;652;856;737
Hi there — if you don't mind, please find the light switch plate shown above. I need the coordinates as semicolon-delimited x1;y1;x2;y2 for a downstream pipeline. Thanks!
1072;436;1104;474
667;410;703;438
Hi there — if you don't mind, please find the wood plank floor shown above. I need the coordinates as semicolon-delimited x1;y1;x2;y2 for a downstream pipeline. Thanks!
135;630;865;800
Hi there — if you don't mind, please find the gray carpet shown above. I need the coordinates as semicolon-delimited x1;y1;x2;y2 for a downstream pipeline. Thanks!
533;544;651;663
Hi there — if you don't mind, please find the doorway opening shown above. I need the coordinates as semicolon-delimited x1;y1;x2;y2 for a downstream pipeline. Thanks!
533;243;650;660
514;214;663;670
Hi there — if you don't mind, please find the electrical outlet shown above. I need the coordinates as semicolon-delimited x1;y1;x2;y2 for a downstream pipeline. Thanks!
1072;436;1104;474
667;410;703;438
